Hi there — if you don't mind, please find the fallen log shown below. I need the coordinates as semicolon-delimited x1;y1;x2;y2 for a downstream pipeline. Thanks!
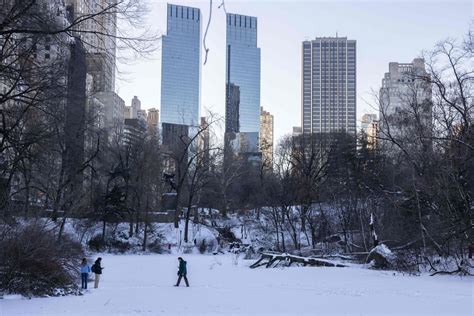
250;252;347;269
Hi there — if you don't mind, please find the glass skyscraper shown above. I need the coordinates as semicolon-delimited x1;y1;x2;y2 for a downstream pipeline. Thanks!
225;13;261;154
301;37;356;135
161;4;201;128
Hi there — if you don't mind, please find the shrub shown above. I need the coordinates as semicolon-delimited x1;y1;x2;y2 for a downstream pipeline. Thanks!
147;233;165;253
0;224;84;297
108;239;130;253
87;234;106;252
217;226;239;243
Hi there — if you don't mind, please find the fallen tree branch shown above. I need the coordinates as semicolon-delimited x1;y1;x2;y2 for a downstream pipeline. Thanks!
250;252;347;269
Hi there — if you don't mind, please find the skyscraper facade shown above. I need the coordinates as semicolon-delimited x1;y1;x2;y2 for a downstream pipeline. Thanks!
161;4;201;128
301;37;356;136
225;13;261;154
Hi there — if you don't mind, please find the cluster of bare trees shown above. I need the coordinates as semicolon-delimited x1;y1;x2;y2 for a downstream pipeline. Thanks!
252;34;472;271
0;0;157;239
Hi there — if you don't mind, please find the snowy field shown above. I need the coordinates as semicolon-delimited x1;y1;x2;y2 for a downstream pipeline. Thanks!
1;254;472;316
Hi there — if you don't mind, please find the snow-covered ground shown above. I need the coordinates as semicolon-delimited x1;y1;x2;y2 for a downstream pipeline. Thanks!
1;255;472;316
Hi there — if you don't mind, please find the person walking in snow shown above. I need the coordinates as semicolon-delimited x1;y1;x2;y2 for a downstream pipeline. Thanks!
91;257;103;289
175;257;189;287
80;258;91;289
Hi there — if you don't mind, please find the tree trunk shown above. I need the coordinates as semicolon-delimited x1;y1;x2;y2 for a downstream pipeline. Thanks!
359;207;368;252
285;209;299;250
142;211;149;251
135;209;140;235
102;219;107;242
57;216;67;243
129;212;134;237
413;172;426;254
174;191;181;228
184;194;194;243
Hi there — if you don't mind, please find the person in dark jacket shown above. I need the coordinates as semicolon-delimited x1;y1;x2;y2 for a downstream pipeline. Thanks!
80;258;91;289
91;257;103;289
175;257;189;287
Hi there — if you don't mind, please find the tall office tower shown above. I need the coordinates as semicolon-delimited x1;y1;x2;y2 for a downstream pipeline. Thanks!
260;107;274;168
225;13;261;155
301;37;356;136
161;4;201;129
379;58;432;142
65;0;117;93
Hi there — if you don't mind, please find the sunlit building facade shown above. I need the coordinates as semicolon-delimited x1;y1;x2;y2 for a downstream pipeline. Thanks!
260;107;274;168
301;37;356;136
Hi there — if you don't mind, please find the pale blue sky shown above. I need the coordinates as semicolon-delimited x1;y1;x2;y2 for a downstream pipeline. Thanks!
117;0;473;142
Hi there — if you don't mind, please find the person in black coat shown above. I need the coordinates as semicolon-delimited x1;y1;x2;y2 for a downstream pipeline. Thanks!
174;257;189;287
91;257;103;289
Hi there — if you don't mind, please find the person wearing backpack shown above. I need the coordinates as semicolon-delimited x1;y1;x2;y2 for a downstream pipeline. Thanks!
91;257;103;289
80;258;91;289
174;257;189;287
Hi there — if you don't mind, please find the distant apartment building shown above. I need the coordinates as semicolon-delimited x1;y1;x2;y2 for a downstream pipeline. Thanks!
124;106;131;119
292;126;302;137
65;0;117;93
95;91;125;130
66;0;119;144
131;96;141;118
260;107;274;168
361;114;378;133
225;13;261;159
137;110;147;123
366;120;378;151
379;58;432;146
147;108;160;132
301;37;356;136
361;114;378;150
123;118;146;146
